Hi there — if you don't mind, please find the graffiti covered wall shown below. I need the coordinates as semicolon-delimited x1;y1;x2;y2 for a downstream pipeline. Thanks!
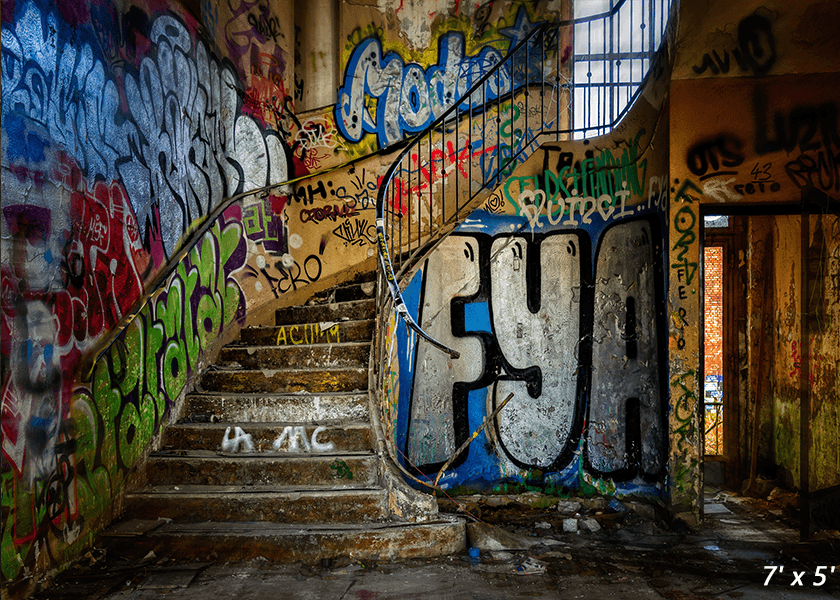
379;44;672;497
334;0;569;158
4;0;497;591
0;0;303;593
670;0;840;512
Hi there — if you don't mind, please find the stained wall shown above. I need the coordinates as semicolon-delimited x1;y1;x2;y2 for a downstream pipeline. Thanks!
669;0;840;513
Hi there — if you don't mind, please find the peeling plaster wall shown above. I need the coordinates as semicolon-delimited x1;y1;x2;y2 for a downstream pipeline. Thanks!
744;212;840;494
808;214;840;492
744;216;777;479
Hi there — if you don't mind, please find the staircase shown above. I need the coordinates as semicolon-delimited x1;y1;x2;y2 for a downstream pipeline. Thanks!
107;275;465;563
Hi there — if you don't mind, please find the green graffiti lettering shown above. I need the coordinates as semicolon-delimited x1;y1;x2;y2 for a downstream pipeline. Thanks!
500;102;521;138
196;293;222;350
116;394;154;470
144;317;164;405
330;459;354;480
674;179;702;204
671;206;698;284
670;370;698;453
115;323;142;397
178;260;200;371
242;202;263;237
157;287;187;401
219;222;245;326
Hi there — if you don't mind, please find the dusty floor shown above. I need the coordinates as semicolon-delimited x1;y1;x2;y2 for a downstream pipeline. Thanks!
30;486;840;600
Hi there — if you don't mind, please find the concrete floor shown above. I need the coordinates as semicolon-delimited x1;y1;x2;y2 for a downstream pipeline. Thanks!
32;487;840;600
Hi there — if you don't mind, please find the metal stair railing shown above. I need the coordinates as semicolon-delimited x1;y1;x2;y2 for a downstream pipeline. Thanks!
375;0;671;359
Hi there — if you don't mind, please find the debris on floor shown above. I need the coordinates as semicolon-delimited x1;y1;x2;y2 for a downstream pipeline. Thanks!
29;485;840;599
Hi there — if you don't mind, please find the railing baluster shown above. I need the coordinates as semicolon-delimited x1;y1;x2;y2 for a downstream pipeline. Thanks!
470;83;473;200
509;44;515;177
541;29;546;137
429;129;433;249
455;105;460;220
557;23;562;141
492;66;502;185
408;153;419;254
482;80;487;187
389;184;394;270
441;118;446;236
525;35;530;149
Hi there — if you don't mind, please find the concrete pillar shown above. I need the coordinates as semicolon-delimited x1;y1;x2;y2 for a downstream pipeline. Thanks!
295;0;339;111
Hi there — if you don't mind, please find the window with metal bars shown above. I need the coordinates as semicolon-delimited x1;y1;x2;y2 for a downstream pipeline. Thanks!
572;0;672;138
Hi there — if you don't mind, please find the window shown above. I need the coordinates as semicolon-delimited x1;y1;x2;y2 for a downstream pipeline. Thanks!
572;0;671;138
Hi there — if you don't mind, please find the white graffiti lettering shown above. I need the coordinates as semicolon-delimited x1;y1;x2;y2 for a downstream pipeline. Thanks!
336;34;511;147
221;426;255;452
272;425;334;452
2;3;288;256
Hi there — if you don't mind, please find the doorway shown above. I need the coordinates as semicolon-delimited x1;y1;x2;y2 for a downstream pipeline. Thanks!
701;215;742;490
701;205;840;539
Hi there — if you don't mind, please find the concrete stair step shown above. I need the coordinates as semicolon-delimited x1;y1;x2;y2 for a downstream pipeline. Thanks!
182;392;370;422
125;487;389;524
200;367;368;394
239;319;374;346
219;342;370;370
274;299;374;326
103;516;466;563
145;451;378;486
310;280;377;304
163;422;373;453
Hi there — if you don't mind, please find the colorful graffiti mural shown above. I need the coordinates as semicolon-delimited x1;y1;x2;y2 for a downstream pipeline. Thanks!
2;0;290;259
0;0;297;592
1;208;250;589
382;118;670;495
336;7;549;149
393;218;667;494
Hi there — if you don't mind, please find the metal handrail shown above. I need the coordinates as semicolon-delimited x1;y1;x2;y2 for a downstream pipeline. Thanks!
374;0;672;358
80;140;406;381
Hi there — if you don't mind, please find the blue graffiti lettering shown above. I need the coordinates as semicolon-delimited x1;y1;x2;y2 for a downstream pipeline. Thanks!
336;34;515;147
